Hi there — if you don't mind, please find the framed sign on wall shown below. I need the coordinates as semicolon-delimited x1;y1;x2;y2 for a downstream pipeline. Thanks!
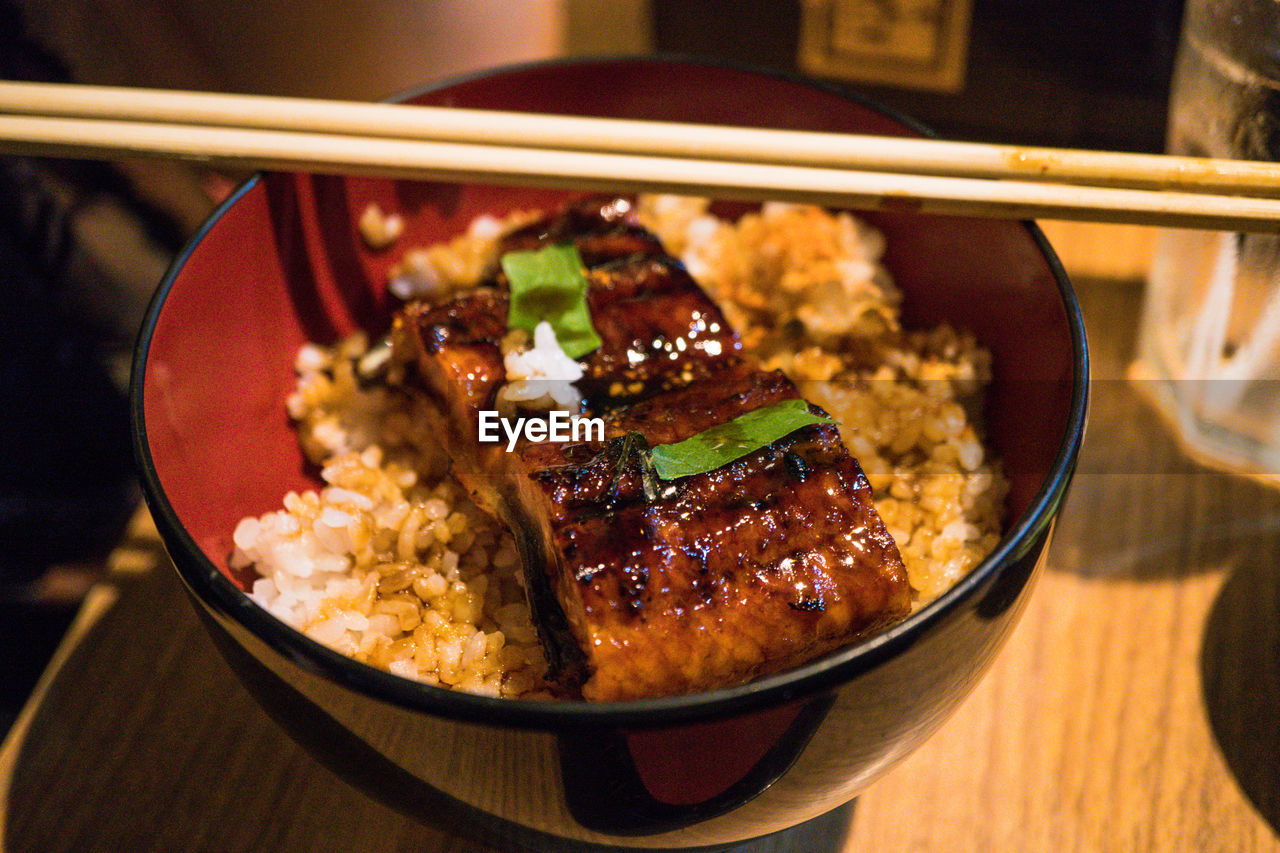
799;0;973;92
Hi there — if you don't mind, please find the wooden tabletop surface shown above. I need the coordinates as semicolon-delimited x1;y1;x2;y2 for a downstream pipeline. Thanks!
4;223;1279;852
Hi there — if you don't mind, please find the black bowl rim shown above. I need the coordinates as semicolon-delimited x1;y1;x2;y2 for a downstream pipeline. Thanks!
131;53;1089;730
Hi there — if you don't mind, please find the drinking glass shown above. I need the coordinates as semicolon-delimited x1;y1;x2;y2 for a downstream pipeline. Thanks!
1132;0;1280;478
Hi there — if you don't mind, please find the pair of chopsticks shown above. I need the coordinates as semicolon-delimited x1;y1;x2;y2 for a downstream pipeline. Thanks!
3;80;1280;232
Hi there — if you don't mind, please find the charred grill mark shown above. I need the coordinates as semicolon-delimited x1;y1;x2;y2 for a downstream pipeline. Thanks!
508;503;589;693
499;197;664;269
591;251;668;275
784;451;810;482
407;289;508;348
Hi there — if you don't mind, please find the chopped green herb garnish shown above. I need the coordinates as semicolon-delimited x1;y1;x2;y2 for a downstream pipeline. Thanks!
649;400;834;480
501;244;602;359
608;431;648;500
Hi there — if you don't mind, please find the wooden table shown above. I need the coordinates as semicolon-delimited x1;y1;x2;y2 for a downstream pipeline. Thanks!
4;223;1279;852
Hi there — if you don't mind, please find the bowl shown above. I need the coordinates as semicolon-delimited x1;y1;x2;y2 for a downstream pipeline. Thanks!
131;56;1087;851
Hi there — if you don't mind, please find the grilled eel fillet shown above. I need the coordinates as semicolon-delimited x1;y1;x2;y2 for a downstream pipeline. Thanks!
391;197;909;701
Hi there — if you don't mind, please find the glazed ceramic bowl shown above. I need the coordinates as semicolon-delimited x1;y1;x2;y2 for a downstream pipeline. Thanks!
131;57;1087;851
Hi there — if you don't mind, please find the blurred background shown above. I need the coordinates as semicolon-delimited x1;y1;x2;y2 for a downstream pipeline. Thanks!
0;0;1184;730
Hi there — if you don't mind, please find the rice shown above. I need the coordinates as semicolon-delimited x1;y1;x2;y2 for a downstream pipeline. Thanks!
233;334;550;698
357;202;404;250
386;210;535;302
234;195;1008;697
496;322;585;414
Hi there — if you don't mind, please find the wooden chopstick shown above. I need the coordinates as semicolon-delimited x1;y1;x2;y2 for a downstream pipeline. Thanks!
3;80;1280;232
3;80;1278;197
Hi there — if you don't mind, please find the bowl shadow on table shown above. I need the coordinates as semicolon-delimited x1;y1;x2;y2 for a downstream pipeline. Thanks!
1048;276;1280;582
3;565;850;853
1201;528;1280;836
1051;375;1280;582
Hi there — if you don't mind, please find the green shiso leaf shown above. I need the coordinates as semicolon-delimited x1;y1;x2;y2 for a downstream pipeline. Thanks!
649;399;834;480
501;244;602;359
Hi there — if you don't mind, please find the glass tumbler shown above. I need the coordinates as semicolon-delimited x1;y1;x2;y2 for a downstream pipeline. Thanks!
1132;0;1280;478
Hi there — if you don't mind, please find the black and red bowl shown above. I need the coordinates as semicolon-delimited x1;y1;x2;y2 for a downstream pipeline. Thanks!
131;57;1086;851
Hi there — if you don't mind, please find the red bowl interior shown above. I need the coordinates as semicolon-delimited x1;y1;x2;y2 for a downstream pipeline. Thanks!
139;59;1077;591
